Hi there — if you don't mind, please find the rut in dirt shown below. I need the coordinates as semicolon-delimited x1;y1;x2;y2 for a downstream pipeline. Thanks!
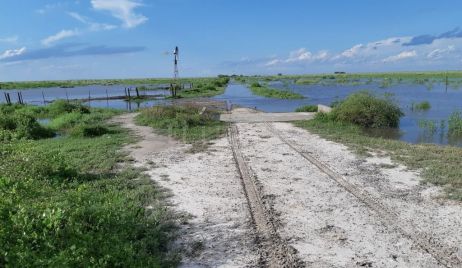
265;122;462;268
229;124;304;268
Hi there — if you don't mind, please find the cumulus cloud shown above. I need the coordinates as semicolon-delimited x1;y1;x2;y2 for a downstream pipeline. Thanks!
0;47;26;60
383;50;417;63
265;48;330;67
91;0;148;28
42;30;80;46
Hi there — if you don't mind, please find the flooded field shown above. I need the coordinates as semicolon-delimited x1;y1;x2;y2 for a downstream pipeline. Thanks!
2;80;462;147
214;82;462;147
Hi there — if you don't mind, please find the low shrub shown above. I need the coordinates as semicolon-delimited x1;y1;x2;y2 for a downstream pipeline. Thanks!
0;112;54;141
330;91;403;128
295;105;318;112
251;82;262;88
46;100;90;118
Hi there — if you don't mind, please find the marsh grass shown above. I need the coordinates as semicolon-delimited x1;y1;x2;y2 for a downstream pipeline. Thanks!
249;82;304;99
448;111;462;136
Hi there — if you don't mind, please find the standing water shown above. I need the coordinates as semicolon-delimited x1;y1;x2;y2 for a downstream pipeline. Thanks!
214;82;462;147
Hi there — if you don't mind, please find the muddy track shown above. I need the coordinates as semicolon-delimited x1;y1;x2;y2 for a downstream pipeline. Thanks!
265;122;462;268
228;124;304;268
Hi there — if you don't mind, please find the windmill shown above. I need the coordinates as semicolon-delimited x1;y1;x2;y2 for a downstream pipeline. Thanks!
170;46;180;97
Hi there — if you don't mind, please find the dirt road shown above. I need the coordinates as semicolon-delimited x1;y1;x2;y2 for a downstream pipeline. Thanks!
115;112;462;267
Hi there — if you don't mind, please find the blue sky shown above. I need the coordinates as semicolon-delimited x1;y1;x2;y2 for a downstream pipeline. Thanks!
1;0;462;81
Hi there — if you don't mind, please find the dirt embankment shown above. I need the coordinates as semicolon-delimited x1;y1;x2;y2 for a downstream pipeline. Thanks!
114;111;462;268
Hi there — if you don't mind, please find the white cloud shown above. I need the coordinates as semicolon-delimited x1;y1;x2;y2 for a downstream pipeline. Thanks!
91;0;148;28
427;45;456;59
41;30;79;46
0;47;26;60
0;36;18;43
68;12;117;31
266;48;331;67
383;50;417;63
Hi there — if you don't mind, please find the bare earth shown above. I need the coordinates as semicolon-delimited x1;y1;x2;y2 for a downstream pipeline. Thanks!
114;111;462;268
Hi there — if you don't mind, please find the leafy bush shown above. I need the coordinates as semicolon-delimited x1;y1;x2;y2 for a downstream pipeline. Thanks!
330;91;403;128
0;112;54;141
251;82;262;87
448;111;462;136
295;105;318;112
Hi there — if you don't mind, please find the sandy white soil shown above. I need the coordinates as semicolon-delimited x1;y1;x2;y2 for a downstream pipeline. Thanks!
114;112;462;267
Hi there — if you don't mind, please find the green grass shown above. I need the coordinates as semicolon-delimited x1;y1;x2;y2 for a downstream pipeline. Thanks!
0;104;179;267
249;82;304;99
411;101;432;111
295;117;462;201
295;105;318;112
136;105;226;144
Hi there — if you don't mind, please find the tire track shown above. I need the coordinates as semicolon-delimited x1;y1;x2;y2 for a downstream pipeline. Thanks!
228;124;303;268
265;122;462;268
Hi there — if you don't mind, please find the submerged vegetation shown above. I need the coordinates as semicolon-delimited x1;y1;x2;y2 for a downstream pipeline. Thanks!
136;105;226;143
0;103;178;266
411;101;432;111
249;82;304;99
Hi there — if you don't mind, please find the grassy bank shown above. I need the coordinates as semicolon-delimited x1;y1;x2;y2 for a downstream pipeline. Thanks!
136;105;226;144
249;82;304;99
0;103;179;266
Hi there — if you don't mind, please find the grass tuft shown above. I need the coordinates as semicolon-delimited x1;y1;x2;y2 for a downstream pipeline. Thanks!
295;105;318;112
136;105;226;143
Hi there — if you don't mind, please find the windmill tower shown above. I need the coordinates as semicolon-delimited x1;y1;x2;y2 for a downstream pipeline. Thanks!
171;46;180;97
